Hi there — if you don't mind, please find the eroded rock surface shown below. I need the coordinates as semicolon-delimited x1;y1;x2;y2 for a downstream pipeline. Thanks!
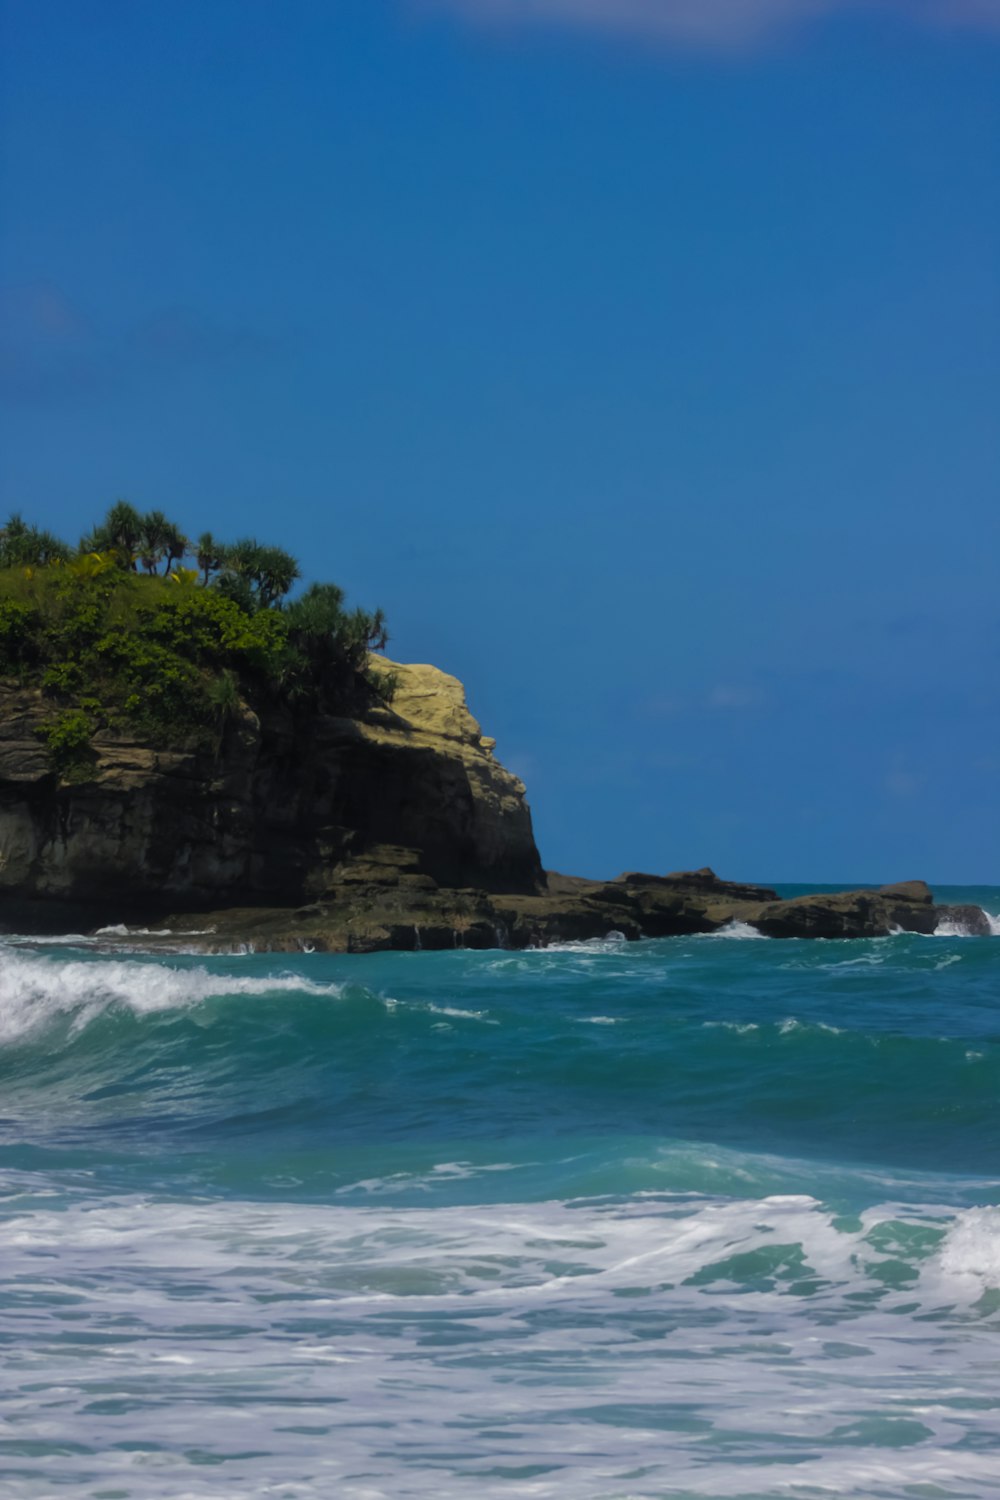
0;658;541;928
145;869;973;954
746;881;940;940
0;663;985;951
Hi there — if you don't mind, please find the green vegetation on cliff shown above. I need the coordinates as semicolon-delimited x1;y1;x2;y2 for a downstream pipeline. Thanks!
0;505;390;777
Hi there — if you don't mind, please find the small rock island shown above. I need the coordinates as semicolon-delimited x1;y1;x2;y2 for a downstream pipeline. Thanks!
0;506;987;950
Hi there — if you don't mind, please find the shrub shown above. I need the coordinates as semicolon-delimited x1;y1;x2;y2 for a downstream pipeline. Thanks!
0;507;389;745
36;708;96;780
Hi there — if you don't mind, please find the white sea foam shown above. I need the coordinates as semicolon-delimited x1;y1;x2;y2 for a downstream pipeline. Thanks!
538;934;634;955
4;924;218;947
933;908;1000;937
931;1206;1000;1291
94;922;217;938
0;945;345;1044
777;1016;843;1036
935;917;979;937
1;1180;999;1498
710;919;765;939
424;1003;497;1023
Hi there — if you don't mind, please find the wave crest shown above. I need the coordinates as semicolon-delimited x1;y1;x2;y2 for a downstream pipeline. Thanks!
0;946;343;1045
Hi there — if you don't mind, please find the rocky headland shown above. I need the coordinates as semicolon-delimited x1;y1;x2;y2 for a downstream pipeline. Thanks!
0;656;988;951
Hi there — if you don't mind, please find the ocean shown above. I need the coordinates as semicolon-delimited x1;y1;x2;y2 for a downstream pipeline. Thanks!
1;885;999;1499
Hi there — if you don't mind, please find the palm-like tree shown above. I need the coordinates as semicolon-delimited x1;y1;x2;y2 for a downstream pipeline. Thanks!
218;538;300;609
0;512;71;569
162;521;188;574
196;532;224;585
286;583;388;667
138;510;171;573
255;545;301;608
222;537;261;579
0;513;31;565
82;501;144;568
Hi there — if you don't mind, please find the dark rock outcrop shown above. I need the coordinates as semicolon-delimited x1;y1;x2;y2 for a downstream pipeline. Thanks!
0;658;542;927
0;659;988;951
142;869;971;954
930;904;994;937
745;881;939;940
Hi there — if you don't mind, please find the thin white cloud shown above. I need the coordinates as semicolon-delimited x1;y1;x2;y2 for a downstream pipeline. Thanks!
0;284;277;406
708;683;765;710
884;767;925;798
422;0;1000;48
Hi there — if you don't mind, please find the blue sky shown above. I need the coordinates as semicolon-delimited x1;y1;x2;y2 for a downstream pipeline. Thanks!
1;0;997;883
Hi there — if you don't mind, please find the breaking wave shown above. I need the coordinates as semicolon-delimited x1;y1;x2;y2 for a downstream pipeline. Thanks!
0;944;345;1044
1;901;999;1498
2;1178;1000;1498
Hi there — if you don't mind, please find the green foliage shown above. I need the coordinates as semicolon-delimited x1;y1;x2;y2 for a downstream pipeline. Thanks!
81;500;144;567
282;583;391;706
196;532;225;586
0;505;390;766
35;708;96;781
0;514;71;569
0;599;39;667
217;538;301;610
138;509;172;574
366;665;398;704
205;667;241;718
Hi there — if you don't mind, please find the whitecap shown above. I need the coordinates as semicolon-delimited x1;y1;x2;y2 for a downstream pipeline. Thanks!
934;918;980;937
3;1182;1000;1496
0;946;346;1045
927;1206;1000;1294
703;920;765;940
777;1017;843;1036
424;1003;498;1023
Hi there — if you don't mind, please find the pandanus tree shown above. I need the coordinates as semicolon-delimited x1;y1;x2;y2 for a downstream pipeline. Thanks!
162;521;188;574
254;545;301;608
138;510;171;573
86;503;188;575
217;538;301;610
285;582;389;682
196;532;225;586
81;501;144;568
0;513;71;569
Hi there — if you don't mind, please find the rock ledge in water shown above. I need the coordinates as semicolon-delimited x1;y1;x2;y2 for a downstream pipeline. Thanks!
0;660;985;952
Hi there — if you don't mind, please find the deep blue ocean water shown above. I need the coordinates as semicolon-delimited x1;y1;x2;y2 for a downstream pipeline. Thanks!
1;886;999;1498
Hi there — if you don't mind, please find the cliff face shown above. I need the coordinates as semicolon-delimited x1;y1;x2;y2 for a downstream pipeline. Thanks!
0;660;985;948
0;658;542;923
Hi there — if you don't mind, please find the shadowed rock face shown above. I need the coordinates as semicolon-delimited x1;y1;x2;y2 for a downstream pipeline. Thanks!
0;662;987;951
0;659;542;927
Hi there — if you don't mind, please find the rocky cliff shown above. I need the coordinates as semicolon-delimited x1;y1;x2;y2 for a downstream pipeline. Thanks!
0;659;987;948
0;657;541;929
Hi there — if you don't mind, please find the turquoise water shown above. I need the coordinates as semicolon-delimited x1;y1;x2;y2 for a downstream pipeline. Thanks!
1;886;999;1498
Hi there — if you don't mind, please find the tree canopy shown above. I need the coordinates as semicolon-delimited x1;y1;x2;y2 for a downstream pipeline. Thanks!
0;503;391;779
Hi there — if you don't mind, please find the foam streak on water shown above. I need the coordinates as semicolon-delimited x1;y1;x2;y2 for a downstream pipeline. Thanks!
0;887;999;1498
1;1180;999;1499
